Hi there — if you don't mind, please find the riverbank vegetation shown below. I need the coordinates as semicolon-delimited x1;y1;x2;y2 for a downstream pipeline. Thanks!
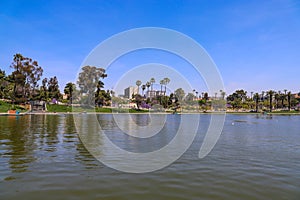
1;53;300;114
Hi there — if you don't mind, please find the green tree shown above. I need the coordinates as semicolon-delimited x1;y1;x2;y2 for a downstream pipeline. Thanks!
220;90;226;100
10;53;43;102
77;66;107;106
159;79;165;95
168;93;179;111
185;92;195;102
226;90;247;110
39;78;48;101
163;77;170;95
198;99;207;111
203;92;209;100
274;92;280;109
133;94;143;109
253;93;260;112
267;90;275;112
94;80;111;107
287;91;292;111
0;69;8;99
48;76;61;100
280;93;285;109
64;82;76;104
174;88;185;102
95;89;111;107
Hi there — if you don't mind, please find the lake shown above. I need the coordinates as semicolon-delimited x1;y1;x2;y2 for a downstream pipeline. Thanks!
0;114;299;200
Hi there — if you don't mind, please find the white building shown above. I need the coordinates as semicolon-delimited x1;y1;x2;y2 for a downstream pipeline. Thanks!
124;86;138;99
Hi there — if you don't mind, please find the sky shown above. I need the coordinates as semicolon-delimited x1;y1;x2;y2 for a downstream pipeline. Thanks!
0;0;299;96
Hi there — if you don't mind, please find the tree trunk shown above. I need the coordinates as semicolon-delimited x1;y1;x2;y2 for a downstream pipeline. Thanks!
288;95;291;111
269;95;272;112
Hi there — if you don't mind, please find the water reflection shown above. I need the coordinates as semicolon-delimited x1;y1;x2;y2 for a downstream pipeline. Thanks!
0;114;101;180
0;116;35;176
1;114;300;200
95;114;178;153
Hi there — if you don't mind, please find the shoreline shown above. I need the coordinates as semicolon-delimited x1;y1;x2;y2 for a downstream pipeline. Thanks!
1;111;300;116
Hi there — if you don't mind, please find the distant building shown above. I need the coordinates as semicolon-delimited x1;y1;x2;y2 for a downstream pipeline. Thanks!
144;90;166;98
124;86;138;99
294;93;300;99
145;90;156;99
62;94;68;100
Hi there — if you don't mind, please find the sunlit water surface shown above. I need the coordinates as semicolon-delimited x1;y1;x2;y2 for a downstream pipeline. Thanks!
0;114;299;200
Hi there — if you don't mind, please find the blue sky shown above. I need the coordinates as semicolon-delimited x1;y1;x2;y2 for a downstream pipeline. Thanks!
0;0;299;95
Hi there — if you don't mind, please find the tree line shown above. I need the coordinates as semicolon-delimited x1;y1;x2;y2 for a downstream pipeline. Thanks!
226;89;299;112
0;53;112;107
1;53;299;112
0;54;61;103
127;80;300;112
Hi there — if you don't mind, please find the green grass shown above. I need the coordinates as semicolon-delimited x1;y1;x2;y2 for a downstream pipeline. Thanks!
0;101;27;113
0;101;10;112
46;104;74;112
95;107;113;112
270;110;300;114
46;104;155;113
46;104;95;112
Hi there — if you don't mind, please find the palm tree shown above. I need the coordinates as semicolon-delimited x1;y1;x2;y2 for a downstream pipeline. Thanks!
253;93;260;112
195;91;198;99
280;93;285;109
277;91;281;108
146;81;151;97
64;82;75;104
267;90;275;112
141;84;146;96
150;78;155;98
261;91;265;101
274;92;280;109
101;73;108;79
150;77;155;91
159;79;165;96
192;89;196;101
163;77;170;95
136;80;142;95
287;91;292;111
220;90;226;100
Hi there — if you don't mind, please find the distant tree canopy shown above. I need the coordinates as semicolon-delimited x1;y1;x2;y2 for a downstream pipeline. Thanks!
9;53;43;102
77;65;110;107
64;82;76;102
226;89;248;110
0;69;9;99
185;92;195;102
77;66;107;95
174;88;185;102
226;90;247;102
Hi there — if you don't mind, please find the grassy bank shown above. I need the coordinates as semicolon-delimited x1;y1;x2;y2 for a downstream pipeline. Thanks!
0;101;27;113
46;104;150;113
2;102;299;115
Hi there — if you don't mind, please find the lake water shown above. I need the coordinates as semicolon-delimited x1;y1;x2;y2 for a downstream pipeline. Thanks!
0;114;299;200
